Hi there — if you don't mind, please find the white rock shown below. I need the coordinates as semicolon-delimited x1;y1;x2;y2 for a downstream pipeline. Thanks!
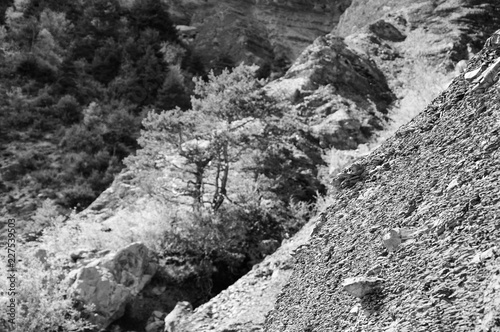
382;229;402;252
342;276;384;298
471;247;496;264
67;242;157;329
464;67;483;81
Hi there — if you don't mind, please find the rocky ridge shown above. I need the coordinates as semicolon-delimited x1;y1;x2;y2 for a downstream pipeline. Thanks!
264;31;500;331
265;33;393;150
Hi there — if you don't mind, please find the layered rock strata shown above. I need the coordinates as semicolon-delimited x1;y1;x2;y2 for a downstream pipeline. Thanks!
165;0;352;70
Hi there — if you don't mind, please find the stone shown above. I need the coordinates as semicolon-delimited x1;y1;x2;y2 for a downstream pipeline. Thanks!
146;321;165;332
349;304;361;315
382;229;402;252
455;60;468;74
470;57;500;93
464;66;484;81
34;248;48;264
342;276;384;298
478;273;500;331
70;248;90;262
67;242;157;329
470;247;497;264
367;20;406;42
366;264;382;276
164;301;193;332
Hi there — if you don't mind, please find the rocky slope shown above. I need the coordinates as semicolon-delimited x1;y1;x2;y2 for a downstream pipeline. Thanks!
264;31;500;331
163;0;351;72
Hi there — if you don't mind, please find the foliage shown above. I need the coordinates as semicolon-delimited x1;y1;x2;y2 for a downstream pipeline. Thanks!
0;249;93;332
125;64;324;274
129;64;323;213
0;0;197;212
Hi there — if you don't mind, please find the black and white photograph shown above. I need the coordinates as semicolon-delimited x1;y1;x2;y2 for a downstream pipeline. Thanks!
0;0;499;331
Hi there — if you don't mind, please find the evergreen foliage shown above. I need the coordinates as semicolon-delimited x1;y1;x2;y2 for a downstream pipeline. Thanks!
0;0;198;211
126;64;325;274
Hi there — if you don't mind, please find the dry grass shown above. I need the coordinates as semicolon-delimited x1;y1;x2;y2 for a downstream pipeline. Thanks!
40;200;186;255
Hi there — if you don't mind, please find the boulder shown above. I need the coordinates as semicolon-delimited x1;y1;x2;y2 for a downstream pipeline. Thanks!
367;20;406;42
67;242;157;329
145;311;167;332
382;229;402;252
342;276;384;298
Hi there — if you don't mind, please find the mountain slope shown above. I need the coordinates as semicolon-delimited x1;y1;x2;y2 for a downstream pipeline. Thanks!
264;32;500;332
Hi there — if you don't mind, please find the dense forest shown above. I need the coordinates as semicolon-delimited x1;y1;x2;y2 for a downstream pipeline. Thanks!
0;0;204;211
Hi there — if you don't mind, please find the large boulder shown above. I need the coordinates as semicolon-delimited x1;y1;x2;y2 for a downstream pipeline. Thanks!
67;242;157;329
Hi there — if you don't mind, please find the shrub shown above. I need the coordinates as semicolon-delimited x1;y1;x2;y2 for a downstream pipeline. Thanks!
16;150;49;172
60;124;105;154
27;198;64;233
58;183;95;210
56;94;81;124
0;249;93;332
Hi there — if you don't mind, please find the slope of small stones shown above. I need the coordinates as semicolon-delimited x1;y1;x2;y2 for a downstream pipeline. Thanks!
265;39;500;332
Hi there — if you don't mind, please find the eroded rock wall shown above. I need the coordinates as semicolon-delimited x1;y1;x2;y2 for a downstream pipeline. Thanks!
165;0;352;70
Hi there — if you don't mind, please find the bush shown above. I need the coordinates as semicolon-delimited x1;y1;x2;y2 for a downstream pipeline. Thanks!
58;183;95;210
60;124;105;154
0;250;93;332
56;94;81;124
17;150;49;172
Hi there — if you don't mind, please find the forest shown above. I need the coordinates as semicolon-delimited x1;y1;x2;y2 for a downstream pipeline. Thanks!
1;0;202;210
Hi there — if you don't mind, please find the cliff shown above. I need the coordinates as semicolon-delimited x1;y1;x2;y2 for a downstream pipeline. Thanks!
265;30;500;332
164;0;351;71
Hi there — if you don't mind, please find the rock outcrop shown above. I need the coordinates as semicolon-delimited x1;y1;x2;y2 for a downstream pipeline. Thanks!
264;31;500;331
266;34;393;150
67;242;157;329
164;0;352;71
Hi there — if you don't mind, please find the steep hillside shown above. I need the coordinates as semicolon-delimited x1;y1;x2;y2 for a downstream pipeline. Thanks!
265;31;500;332
336;0;500;102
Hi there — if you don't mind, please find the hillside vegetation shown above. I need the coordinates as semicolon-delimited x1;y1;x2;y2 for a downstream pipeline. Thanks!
0;0;200;219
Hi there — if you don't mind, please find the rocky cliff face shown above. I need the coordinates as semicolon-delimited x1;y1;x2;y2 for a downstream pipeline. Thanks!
337;0;500;69
265;34;393;150
165;0;352;71
264;31;500;331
